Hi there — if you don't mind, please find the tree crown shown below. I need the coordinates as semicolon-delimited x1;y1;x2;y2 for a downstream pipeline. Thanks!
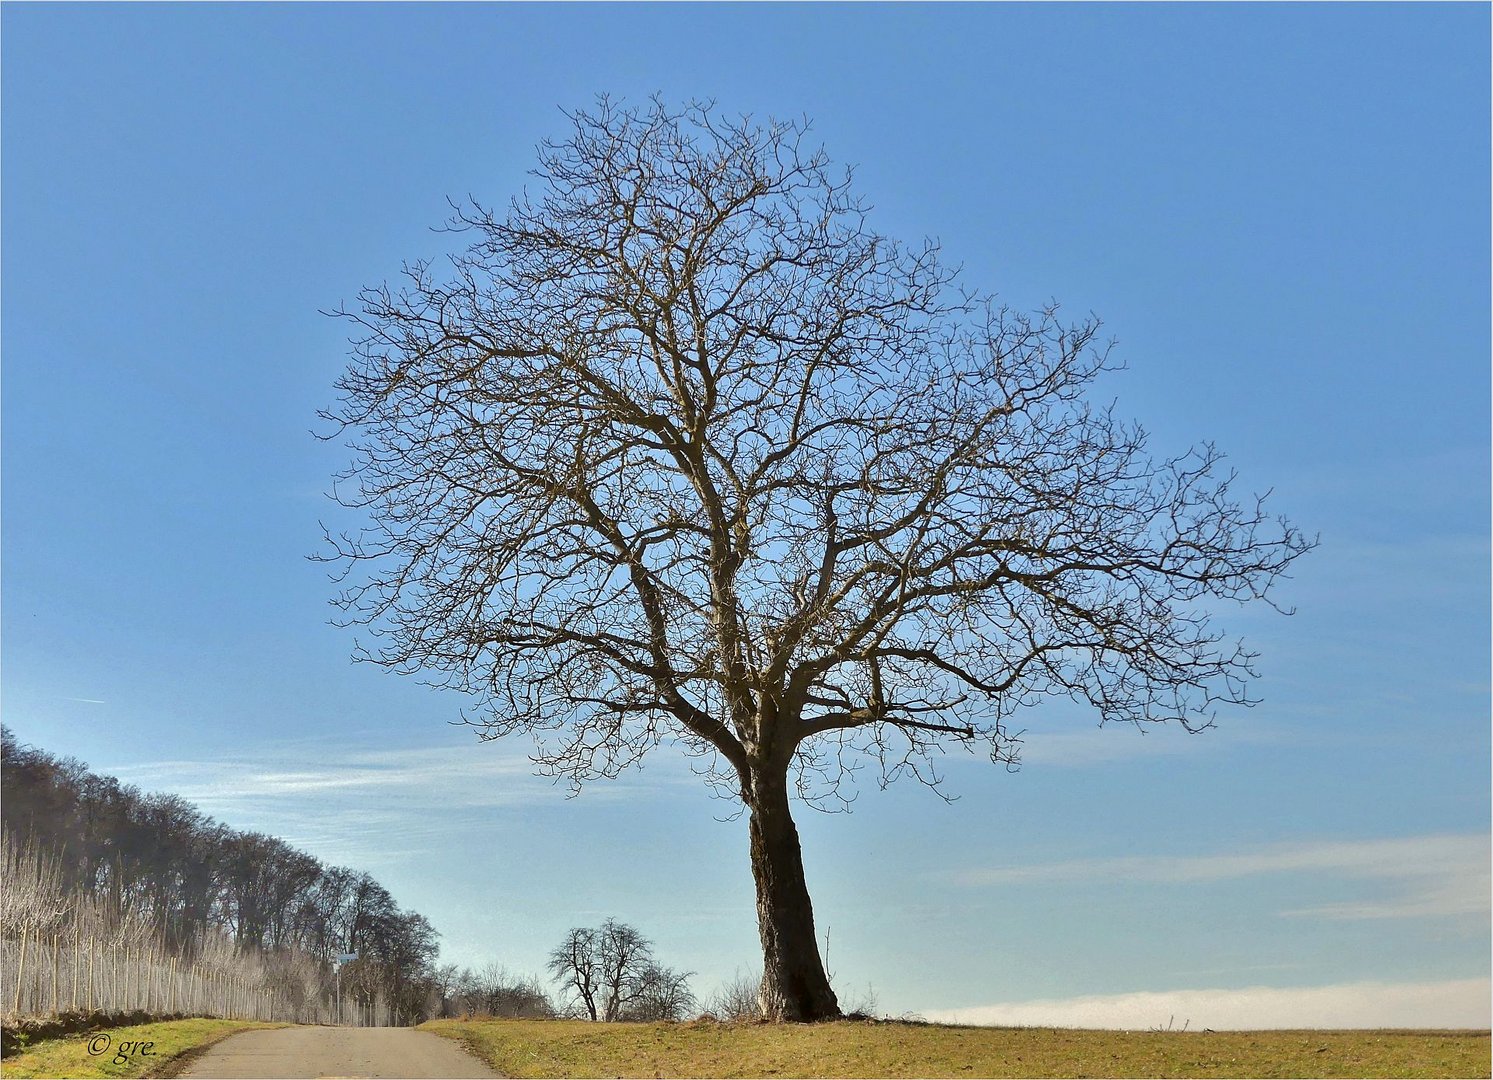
323;97;1313;806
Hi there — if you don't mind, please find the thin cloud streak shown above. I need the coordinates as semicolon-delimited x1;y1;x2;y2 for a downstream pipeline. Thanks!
99;738;709;869
923;978;1492;1031
106;740;695;809
993;716;1290;769
956;834;1491;921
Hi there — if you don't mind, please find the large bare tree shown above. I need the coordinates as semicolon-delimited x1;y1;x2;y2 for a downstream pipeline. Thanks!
322;98;1313;1022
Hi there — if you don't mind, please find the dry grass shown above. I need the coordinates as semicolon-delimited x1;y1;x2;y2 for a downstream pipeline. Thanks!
0;1018;282;1079
421;1016;1491;1079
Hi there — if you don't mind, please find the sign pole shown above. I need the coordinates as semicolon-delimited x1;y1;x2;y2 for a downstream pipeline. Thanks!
333;951;357;1026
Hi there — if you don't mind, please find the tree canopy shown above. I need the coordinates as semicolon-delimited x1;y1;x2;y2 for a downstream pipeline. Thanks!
324;97;1312;1019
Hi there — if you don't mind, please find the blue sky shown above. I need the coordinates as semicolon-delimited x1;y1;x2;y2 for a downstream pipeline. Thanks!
3;4;1488;1029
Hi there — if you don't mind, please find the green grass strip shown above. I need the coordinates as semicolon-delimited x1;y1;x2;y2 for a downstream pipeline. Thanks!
0;1018;284;1079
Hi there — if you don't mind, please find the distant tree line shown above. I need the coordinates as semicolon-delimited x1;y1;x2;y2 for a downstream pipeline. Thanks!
0;728;438;1024
423;921;696;1023
427;961;556;1020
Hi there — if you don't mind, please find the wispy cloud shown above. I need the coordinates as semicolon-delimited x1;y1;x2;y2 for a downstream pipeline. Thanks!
111;744;545;807
955;834;1491;920
65;697;107;705
1014;722;1280;768
101;737;702;867
106;740;697;807
922;978;1491;1031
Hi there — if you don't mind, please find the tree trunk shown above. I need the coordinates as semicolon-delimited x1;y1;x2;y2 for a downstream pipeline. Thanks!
746;768;840;1022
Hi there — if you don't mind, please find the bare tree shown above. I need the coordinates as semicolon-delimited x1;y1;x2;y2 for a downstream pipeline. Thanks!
596;919;647;1022
626;961;696;1022
323;97;1313;1021
546;919;689;1022
547;926;601;1021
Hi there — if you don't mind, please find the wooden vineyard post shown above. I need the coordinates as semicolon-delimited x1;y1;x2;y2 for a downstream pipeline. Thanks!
14;926;30;1015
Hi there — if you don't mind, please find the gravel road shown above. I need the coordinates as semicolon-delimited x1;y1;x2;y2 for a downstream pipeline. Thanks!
178;1025;501;1078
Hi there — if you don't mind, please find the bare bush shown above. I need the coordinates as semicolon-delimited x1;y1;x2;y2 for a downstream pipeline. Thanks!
706;969;763;1021
839;981;880;1019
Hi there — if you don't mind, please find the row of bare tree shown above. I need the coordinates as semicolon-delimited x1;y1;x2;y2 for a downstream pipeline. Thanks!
0;730;436;1024
0;830;376;1023
427;961;556;1020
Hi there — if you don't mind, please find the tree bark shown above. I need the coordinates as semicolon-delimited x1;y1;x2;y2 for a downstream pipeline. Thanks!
746;769;840;1022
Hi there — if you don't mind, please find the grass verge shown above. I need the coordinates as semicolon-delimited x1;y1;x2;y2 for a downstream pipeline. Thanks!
0;1018;284;1079
421;1017;1492;1079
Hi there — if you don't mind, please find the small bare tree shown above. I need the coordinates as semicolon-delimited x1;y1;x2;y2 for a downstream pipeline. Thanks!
547;926;602;1021
324;97;1313;1020
627;962;695;1022
546;919;689;1022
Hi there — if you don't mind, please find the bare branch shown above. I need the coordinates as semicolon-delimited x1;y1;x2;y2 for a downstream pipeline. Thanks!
323;95;1314;810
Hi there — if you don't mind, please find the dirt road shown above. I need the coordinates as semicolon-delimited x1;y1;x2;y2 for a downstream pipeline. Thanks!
178;1025;501;1078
